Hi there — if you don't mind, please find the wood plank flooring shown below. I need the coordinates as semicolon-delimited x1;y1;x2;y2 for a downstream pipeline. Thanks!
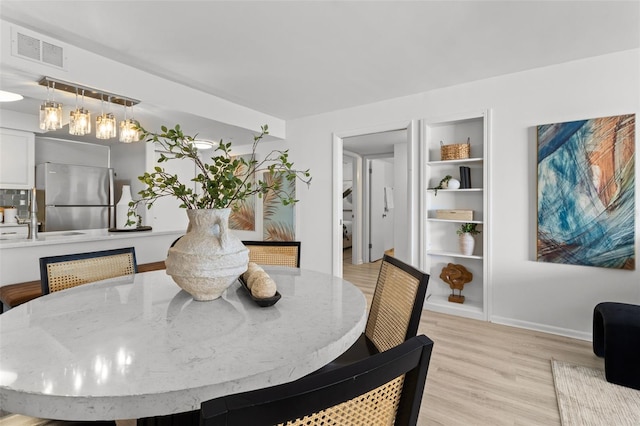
342;249;602;425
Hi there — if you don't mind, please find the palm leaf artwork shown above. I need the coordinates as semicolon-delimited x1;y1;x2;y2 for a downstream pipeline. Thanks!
262;172;281;221
263;171;295;241
264;222;295;242
229;156;255;231
229;200;255;230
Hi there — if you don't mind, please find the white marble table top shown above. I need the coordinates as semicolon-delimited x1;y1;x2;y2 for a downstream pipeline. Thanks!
0;267;367;421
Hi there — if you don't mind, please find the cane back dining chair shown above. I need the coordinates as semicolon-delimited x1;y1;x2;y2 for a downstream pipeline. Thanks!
318;254;430;372
242;241;301;268
4;248;140;426
39;247;138;295
201;334;434;426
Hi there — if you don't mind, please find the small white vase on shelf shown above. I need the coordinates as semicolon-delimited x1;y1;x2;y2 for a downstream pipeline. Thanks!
446;178;461;190
115;184;135;229
459;233;475;256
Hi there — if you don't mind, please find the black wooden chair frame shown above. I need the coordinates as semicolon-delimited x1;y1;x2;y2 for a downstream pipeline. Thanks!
378;254;431;343
317;254;430;372
201;334;434;426
39;247;138;295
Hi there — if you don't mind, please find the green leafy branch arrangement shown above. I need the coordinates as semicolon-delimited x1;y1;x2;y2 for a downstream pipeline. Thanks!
457;223;481;235
127;124;311;224
430;175;452;196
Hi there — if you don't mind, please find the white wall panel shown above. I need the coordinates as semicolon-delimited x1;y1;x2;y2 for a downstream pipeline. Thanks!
287;49;640;338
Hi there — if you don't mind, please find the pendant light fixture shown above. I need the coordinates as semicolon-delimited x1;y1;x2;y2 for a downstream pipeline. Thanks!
37;77;141;141
119;104;140;143
96;95;116;139
69;89;91;136
39;81;62;131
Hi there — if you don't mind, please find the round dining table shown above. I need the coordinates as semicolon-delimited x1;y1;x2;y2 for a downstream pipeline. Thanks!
0;267;367;421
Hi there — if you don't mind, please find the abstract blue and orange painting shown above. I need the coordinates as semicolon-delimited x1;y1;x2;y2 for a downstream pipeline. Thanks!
537;114;635;270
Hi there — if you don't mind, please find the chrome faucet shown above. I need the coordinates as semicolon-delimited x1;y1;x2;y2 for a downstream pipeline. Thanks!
15;188;39;239
28;187;38;240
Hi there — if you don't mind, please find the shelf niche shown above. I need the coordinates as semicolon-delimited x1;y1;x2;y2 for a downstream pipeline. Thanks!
421;110;490;321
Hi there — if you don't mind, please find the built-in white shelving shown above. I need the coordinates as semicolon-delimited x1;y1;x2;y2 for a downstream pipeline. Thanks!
427;157;483;166
420;110;491;321
426;250;483;260
426;189;484;195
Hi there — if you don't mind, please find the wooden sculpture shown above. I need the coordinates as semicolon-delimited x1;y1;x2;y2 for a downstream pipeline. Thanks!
440;263;473;303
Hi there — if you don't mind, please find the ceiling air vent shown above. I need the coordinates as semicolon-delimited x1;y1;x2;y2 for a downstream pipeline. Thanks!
12;28;66;70
42;41;64;68
16;32;40;61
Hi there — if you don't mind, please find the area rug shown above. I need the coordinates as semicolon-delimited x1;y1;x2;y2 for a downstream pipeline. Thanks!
551;359;640;426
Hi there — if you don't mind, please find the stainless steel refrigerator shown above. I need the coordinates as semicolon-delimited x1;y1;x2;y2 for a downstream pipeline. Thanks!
36;163;115;232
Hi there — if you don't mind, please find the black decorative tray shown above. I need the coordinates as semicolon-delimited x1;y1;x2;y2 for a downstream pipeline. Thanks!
108;226;153;232
238;276;281;307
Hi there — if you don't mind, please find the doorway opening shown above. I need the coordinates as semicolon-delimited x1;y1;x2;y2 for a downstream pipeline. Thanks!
341;152;395;266
332;121;419;278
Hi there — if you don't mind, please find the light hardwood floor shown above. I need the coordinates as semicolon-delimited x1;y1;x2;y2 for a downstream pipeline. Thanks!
342;249;603;426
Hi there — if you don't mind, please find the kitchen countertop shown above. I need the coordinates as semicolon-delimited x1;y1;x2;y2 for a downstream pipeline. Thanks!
0;223;27;228
0;228;184;286
0;228;184;249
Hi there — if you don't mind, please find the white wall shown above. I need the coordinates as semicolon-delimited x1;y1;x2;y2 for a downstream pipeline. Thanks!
35;137;109;168
287;49;640;339
393;143;409;262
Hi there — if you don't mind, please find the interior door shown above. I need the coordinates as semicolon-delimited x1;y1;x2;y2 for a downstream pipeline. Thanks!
369;160;386;262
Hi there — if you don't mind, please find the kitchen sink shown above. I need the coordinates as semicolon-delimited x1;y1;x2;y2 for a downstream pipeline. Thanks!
0;231;88;242
34;231;87;241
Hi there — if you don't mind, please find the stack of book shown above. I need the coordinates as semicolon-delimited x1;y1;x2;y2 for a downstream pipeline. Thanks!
459;166;472;189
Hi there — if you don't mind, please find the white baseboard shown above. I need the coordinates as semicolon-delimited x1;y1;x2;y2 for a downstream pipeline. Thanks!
490;315;592;342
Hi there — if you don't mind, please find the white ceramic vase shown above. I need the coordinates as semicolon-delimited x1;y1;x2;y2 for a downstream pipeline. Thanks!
115;185;135;229
459;232;475;256
446;178;461;190
165;208;249;301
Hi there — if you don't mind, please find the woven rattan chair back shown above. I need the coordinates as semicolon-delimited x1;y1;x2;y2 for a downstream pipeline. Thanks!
39;247;138;295
242;241;301;268
201;335;434;426
365;255;430;353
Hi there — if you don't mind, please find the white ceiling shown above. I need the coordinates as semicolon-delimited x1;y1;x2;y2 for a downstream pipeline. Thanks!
0;1;638;150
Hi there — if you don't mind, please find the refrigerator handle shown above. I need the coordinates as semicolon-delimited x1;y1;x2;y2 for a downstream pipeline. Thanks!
108;168;115;229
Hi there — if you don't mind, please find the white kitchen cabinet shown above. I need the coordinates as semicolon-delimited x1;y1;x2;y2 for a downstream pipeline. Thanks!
0;128;35;189
0;224;28;240
420;110;491;321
